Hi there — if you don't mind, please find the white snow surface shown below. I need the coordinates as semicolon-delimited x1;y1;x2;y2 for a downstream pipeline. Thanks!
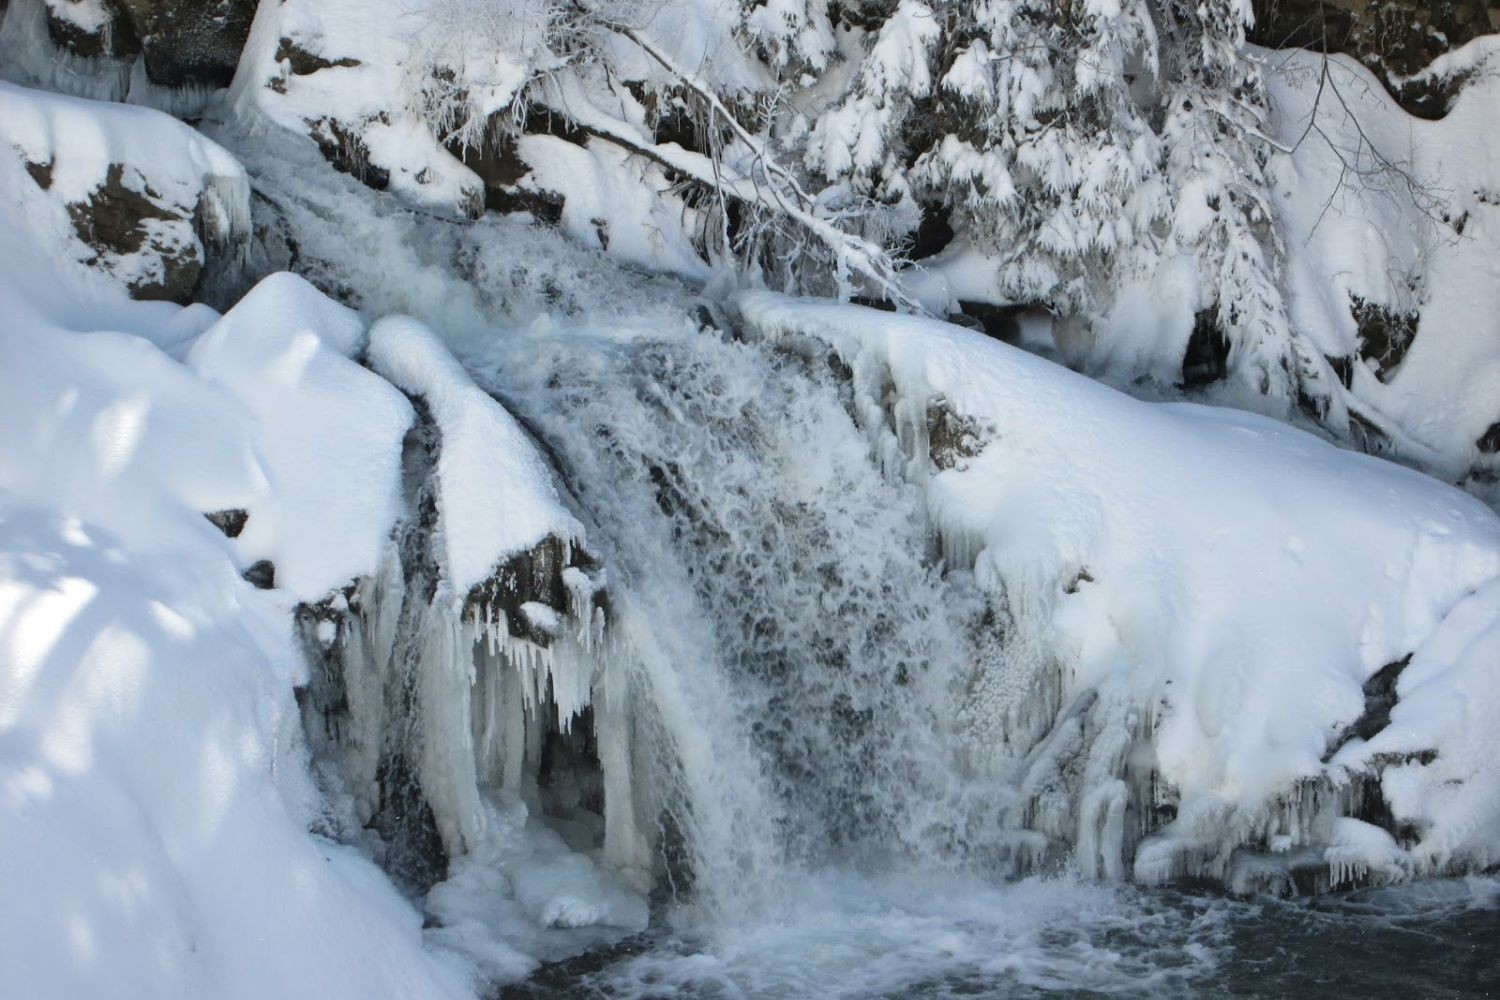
740;291;1500;873
187;273;415;601
367;314;583;597
0;169;473;997
1262;43;1500;476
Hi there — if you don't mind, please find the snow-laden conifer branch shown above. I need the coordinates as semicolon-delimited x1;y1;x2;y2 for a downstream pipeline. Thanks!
553;2;926;312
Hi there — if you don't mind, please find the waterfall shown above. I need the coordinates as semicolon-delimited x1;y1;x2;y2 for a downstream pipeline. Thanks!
202;121;1498;984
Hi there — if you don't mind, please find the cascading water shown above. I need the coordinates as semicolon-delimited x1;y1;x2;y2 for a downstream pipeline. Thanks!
204;126;1500;998
221;125;1066;906
472;322;1026;887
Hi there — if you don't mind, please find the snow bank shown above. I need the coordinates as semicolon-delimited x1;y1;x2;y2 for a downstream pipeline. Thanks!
0;180;474;995
187;273;414;601
739;291;1500;879
0;506;474;1000
367;314;582;597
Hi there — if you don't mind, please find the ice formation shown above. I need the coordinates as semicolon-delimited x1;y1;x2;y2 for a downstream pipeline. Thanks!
737;291;1500;889
4;9;1500;996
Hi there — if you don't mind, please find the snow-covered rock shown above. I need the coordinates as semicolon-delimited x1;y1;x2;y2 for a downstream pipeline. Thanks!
0;177;472;1000
1265;41;1500;483
0;79;248;301
366;314;583;599
187;273;414;601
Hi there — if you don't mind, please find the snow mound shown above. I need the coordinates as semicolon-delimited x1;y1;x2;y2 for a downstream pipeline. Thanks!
0;506;473;1000
740;291;1500;879
367;314;583;598
187;273;414;600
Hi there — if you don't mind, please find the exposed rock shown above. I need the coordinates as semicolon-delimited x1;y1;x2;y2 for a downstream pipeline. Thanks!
274;36;360;76
306;116;391;191
464;535;606;648
1351;292;1419;382
116;0;254;87
927;399;991;471
1477;420;1500;453
1323;653;1412;761
1182;308;1230;388
44;0;140;59
952;301;1024;343
64;162;201;301
24;158;53;190
446;110;570;222
242;559;275;590
41;0;253;87
1062;568;1095;595
204;508;248;538
1326;353;1355;389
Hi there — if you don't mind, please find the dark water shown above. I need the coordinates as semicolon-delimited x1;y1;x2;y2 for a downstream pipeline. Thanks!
501;875;1500;999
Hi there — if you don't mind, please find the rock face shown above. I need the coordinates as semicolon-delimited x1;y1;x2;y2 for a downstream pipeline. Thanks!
42;0;254;87
1250;0;1500;115
117;0;255;88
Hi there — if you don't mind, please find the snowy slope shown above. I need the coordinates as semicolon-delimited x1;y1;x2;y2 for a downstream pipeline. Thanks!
1264;41;1500;480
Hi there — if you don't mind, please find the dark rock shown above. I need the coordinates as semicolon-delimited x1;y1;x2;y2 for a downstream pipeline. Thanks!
1350;292;1418;382
1062;568;1095;594
307;117;391;191
371;750;449;891
1248;0;1498;118
1371;748;1439;768
953;301;1024;342
45;0;140;59
464;535;606;647
242;559;275;590
908;206;955;261
1323;653;1412;761
497;932;654;999
1326;353;1355;390
274;36;361;75
1182;308;1230;388
117;0;256;88
1477;420;1500;453
66;162;201;302
194;189;299;311
25;158;53;190
927;399;991;471
204;508;248;538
